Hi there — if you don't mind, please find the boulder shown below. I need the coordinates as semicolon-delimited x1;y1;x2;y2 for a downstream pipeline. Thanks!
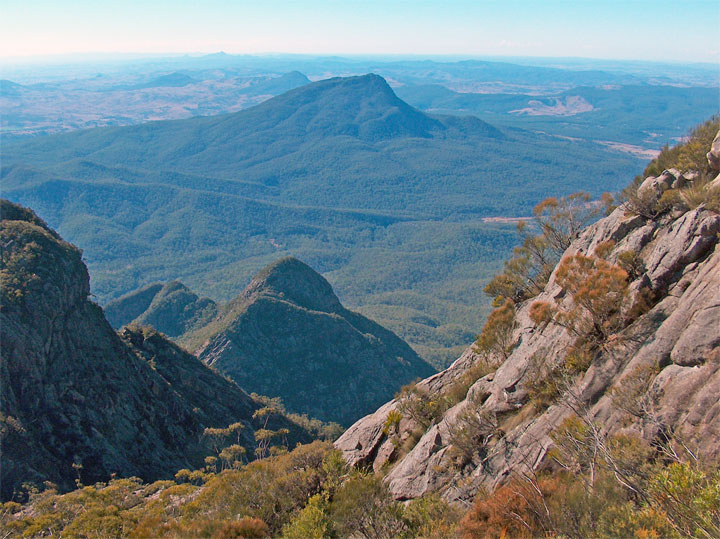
708;129;720;170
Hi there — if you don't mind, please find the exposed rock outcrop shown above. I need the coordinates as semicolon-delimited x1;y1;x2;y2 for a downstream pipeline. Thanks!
190;257;436;426
708;129;720;170
0;200;312;500
337;192;720;504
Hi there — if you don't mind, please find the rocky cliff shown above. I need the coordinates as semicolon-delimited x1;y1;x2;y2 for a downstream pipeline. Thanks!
0;201;312;500
336;141;720;503
187;257;436;426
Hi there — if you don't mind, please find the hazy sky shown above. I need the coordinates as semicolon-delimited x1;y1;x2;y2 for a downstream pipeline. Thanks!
2;0;719;63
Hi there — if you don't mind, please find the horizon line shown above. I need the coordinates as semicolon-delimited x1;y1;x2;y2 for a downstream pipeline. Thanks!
1;50;718;68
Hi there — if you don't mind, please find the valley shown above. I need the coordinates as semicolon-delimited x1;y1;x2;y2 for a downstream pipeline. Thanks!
1;71;662;365
2;116;718;537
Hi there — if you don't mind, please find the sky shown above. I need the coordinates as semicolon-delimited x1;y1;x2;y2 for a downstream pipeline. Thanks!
1;0;719;64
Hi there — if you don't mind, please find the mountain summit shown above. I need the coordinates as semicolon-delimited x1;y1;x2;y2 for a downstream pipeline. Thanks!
234;257;344;314
183;257;436;426
230;73;444;141
105;280;217;337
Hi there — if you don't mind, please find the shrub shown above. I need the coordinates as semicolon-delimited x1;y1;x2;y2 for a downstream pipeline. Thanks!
448;408;500;463
458;480;549;538
382;410;403;435
531;252;629;347
330;474;407;539
679;176;720;213
281;494;332;539
534;191;604;255
617;250;646;280
403;494;461;538
396;383;447;430
644;116;719;178
473;298;517;361
524;353;566;407
485;192;610;305
215;517;270;538
622;117;720;218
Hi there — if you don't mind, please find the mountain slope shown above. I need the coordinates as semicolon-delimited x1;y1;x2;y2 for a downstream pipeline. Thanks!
105;280;217;337
0;200;313;500
336;140;720;502
184;257;436;426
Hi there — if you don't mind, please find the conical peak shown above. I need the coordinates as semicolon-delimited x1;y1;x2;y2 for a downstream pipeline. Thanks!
247;257;342;313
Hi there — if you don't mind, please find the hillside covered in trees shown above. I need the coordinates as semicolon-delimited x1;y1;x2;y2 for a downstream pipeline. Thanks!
2;74;646;366
107;257;436;426
0;200;325;501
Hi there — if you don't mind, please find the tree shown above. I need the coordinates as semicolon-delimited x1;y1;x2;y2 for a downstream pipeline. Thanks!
485;192;610;303
530;251;629;347
473;297;517;361
533;191;605;257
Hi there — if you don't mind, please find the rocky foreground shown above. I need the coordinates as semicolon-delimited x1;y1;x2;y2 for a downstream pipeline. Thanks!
337;133;720;504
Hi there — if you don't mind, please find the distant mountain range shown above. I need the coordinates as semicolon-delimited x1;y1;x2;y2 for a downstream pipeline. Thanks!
1;73;646;366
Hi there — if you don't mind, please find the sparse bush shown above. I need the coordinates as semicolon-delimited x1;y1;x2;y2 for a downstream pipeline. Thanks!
281;493;332;538
396;382;447;430
215;517;270;538
679;176;720;212
644;116;719;178
622;117;720;218
617;250;646;280
448;408;500;463
330;474;407;539
473;297;517;361
443;360;497;408
458;479;551;538
534;191;604;255
485;192;609;304
531;252;629;347
403;493;462;538
382;409;403;435
525;353;566;407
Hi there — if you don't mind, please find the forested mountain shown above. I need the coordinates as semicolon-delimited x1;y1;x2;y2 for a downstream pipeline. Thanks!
105;257;435;426
2;74;644;366
0;200;315;500
105;280;217;337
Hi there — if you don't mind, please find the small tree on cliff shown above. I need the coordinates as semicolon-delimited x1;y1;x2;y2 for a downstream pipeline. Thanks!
530;251;629;347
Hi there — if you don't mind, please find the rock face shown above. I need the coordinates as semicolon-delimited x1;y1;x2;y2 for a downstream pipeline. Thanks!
708;129;720;171
105;280;217;337
336;198;720;504
0;200;311;500
190;257;436;426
